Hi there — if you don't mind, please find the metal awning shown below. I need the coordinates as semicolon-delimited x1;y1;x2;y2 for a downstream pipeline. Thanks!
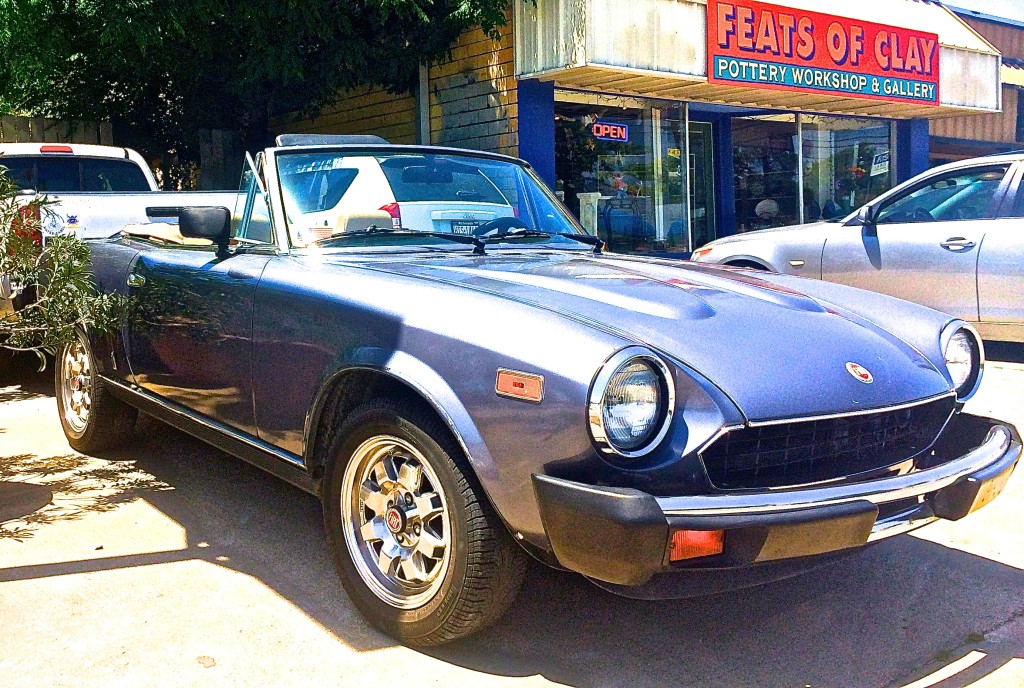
515;0;1002;118
1003;59;1024;88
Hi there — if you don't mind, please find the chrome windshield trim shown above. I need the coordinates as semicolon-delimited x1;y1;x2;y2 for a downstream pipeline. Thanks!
659;424;1016;516
744;391;956;428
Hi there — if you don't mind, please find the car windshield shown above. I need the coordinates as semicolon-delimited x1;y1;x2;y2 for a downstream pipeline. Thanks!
276;151;584;249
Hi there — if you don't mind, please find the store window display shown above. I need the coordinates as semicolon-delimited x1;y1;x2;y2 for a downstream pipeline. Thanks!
801;116;893;222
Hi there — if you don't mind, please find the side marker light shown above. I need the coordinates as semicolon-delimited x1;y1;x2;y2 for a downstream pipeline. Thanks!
495;369;544;403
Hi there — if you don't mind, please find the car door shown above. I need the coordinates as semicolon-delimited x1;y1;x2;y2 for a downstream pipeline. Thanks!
821;163;1015;321
123;154;277;436
977;161;1024;331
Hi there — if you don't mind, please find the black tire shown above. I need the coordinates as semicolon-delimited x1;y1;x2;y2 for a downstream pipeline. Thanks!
725;260;770;271
323;397;527;646
55;330;137;453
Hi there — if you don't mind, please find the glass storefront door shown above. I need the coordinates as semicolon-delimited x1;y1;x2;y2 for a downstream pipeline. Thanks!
555;101;659;253
555;96;717;256
732;115;800;231
688;122;716;249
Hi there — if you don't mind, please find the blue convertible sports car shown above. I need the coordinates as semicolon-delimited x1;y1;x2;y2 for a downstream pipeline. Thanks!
58;136;1020;645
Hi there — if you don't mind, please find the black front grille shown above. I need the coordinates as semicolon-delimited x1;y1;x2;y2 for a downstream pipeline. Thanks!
701;397;956;489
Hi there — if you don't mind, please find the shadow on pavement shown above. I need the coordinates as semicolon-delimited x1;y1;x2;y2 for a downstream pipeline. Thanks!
0;481;53;523
985;341;1024;365
1;411;1020;686
0;450;172;541
0;350;54;402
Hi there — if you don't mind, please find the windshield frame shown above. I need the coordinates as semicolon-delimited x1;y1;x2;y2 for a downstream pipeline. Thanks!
265;144;588;254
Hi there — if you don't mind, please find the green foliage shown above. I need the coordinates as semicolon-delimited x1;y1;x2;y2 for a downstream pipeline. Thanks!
0;0;511;158
0;171;128;356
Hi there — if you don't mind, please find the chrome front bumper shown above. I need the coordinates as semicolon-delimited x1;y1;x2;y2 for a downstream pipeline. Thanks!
533;414;1021;591
658;424;1015;520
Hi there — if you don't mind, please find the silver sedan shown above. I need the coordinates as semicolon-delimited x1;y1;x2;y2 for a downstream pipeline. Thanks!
692;153;1024;342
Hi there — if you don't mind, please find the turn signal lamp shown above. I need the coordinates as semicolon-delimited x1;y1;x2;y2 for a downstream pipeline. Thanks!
669;529;724;562
495;369;544;403
690;247;713;261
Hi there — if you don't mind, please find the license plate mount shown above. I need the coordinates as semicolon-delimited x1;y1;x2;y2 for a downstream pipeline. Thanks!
451;220;481;235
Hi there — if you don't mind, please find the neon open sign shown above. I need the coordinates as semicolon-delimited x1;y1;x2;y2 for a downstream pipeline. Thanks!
592;122;630;142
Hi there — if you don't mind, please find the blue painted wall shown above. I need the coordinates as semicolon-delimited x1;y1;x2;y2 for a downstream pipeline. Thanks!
712;117;737;238
896;118;930;182
517;79;556;189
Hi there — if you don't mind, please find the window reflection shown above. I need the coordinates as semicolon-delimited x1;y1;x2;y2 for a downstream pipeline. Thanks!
733;115;799;231
801;116;893;222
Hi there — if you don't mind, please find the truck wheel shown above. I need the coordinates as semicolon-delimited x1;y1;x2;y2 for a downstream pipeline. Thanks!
56;330;137;452
323;398;526;646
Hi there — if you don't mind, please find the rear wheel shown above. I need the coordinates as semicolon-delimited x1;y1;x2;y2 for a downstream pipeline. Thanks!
323;398;526;645
725;260;770;271
56;330;137;452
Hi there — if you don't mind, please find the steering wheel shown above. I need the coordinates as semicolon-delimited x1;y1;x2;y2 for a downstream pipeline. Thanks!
472;217;529;236
912;207;935;223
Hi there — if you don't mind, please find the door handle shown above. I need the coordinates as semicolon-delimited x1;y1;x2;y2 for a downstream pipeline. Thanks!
126;272;147;288
940;238;976;251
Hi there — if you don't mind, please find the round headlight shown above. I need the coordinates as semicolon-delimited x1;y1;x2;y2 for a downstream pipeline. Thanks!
590;350;673;458
943;326;982;397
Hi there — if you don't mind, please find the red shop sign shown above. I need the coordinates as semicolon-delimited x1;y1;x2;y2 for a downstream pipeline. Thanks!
707;0;940;105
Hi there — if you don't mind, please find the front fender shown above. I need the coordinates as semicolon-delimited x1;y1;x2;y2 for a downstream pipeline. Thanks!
303;350;498;485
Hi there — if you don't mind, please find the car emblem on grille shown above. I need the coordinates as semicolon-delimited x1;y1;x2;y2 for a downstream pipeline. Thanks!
385;507;405;534
846;362;873;384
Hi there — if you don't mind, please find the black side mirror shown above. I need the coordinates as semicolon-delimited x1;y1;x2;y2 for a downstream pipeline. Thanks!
179;206;231;257
846;205;877;236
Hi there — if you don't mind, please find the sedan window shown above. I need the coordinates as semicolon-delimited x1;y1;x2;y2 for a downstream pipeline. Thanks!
875;165;1010;225
1005;177;1024;218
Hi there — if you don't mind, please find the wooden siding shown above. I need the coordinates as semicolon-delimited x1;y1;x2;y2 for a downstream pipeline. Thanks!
428;20;518;156
964;17;1024;61
0;116;112;145
930;86;1020;144
272;86;418;144
930;18;1024;144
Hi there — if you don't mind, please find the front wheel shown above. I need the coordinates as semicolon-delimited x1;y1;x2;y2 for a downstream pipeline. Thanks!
56;330;137;452
323;398;526;645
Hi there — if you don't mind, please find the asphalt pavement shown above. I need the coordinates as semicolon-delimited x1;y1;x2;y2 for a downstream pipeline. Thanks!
1;346;1023;688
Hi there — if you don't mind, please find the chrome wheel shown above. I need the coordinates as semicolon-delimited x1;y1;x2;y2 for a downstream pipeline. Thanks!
60;334;93;435
340;435;452;609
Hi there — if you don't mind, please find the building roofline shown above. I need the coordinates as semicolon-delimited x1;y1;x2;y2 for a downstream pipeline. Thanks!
945;4;1024;31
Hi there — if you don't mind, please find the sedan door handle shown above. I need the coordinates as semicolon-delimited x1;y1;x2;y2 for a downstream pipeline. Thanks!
940;238;976;251
126;272;147;288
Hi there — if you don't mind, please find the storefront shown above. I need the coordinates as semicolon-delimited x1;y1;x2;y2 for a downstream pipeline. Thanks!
515;0;1003;254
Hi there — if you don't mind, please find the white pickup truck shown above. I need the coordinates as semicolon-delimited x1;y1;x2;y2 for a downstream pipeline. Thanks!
1;142;236;314
0;142;235;240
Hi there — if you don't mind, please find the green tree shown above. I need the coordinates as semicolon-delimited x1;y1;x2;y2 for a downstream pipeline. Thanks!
0;172;127;359
0;0;509;164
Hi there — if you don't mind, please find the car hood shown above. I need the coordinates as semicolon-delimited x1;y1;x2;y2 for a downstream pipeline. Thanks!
704;220;838;247
343;251;951;422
